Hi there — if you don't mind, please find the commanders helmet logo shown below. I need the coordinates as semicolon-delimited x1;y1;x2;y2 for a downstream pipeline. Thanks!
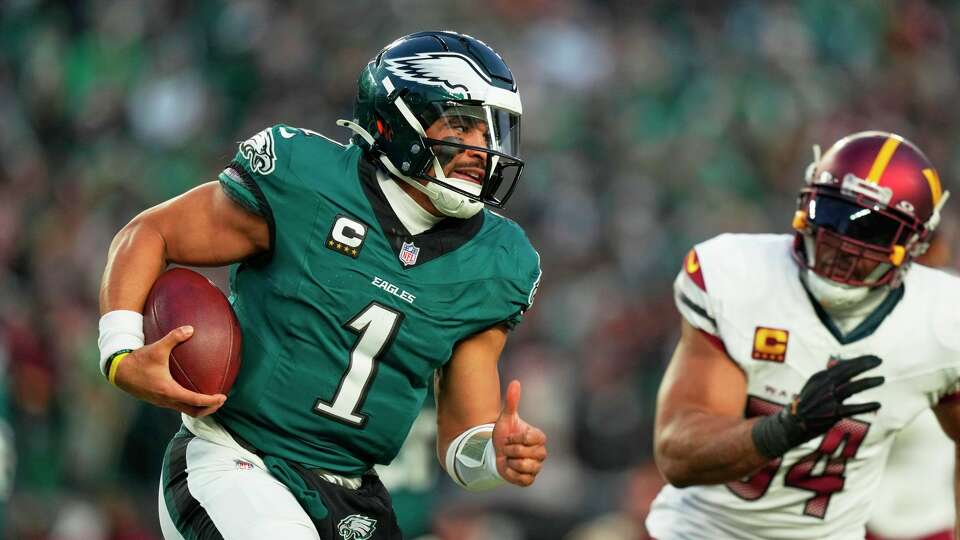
338;514;377;540
239;128;276;175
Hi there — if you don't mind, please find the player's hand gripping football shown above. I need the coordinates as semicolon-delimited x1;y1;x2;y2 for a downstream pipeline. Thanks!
492;380;548;487
113;325;227;417
752;354;884;458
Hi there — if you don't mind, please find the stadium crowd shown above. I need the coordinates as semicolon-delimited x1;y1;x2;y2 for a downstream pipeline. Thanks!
1;1;958;538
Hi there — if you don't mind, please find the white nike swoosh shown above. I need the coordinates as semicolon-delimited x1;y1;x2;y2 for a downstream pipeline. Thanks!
279;127;296;139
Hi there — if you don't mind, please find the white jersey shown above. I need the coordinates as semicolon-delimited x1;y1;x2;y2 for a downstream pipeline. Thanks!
867;408;955;538
647;233;960;540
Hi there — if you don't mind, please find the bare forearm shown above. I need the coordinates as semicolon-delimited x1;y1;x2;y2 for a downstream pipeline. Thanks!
99;218;169;314
433;326;507;465
435;387;499;465
656;411;771;487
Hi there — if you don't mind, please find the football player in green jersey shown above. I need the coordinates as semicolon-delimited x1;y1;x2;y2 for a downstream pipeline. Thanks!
97;31;546;539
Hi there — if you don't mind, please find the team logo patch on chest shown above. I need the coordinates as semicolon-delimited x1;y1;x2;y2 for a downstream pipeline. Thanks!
399;241;420;266
338;514;377;540
752;326;789;362
327;214;368;258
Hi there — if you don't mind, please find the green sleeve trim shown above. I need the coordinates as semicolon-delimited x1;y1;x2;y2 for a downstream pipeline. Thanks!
218;162;276;264
219;167;262;216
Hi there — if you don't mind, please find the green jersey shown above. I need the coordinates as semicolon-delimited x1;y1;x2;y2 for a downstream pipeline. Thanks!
214;125;541;475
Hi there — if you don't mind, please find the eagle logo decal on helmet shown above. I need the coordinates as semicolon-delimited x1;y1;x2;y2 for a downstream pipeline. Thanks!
337;514;377;540
385;52;493;98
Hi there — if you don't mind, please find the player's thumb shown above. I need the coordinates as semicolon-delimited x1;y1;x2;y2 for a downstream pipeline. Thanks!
501;380;522;421
159;325;194;350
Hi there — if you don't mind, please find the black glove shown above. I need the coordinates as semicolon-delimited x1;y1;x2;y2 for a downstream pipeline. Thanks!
752;354;884;458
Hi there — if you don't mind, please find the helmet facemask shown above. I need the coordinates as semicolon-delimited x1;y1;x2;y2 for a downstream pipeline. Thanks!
377;75;523;217
791;133;951;309
794;191;921;288
417;101;523;208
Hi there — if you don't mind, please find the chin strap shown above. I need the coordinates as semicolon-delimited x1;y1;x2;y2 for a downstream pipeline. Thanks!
337;119;483;219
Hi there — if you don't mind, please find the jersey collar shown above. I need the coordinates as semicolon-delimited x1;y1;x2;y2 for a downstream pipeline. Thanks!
801;279;905;345
357;157;485;269
376;168;444;235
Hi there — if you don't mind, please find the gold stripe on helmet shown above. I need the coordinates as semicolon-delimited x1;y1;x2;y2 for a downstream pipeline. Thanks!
923;168;943;206
866;137;901;183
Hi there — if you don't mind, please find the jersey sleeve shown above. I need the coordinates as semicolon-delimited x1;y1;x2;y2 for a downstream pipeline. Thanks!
502;245;542;330
674;247;720;337
217;125;297;243
217;124;299;212
217;125;351;265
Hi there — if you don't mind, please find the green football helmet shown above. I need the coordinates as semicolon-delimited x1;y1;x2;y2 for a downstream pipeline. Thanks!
338;31;523;218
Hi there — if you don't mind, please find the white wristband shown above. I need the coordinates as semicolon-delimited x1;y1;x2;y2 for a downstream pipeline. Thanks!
98;310;145;376
444;423;505;492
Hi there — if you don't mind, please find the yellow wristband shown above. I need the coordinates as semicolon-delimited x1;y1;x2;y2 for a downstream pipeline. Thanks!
107;352;131;386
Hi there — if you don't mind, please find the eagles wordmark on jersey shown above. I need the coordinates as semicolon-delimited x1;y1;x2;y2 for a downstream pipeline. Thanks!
647;233;960;540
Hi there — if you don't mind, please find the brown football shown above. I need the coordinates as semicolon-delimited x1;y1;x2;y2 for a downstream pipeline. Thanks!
143;268;242;395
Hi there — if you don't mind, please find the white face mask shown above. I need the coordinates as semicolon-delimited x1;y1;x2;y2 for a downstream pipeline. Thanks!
803;270;873;310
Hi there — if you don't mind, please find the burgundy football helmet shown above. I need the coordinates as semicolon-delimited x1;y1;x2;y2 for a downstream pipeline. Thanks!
792;131;950;287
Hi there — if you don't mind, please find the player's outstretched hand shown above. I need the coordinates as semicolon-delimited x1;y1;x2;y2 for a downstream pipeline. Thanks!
752;354;884;458
791;354;884;432
113;325;227;417
492;380;548;487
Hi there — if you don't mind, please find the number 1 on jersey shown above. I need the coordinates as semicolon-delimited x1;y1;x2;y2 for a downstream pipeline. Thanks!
314;302;404;427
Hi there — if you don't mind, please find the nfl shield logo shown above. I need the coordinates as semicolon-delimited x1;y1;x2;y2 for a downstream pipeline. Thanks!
399;241;420;266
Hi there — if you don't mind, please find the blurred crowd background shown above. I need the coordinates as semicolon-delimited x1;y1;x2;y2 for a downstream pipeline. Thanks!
1;0;959;538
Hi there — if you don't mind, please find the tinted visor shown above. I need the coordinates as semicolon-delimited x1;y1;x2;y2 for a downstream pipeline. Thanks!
417;102;523;207
419;102;521;159
806;195;906;247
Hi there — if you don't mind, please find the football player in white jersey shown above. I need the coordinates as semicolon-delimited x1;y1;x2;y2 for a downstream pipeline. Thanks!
646;131;960;540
